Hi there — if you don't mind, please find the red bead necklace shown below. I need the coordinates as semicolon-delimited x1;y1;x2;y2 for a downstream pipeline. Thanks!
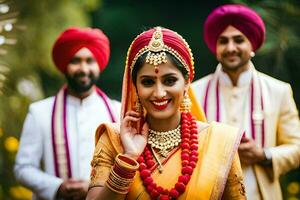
137;112;198;200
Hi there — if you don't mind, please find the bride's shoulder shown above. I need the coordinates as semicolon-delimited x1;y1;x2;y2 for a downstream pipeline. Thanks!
95;123;121;143
196;121;241;139
195;120;210;133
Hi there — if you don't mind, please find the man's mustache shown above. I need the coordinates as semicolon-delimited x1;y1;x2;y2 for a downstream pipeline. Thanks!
223;52;241;57
74;72;94;79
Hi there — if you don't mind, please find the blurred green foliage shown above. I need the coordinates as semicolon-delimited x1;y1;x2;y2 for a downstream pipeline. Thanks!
0;0;101;199
0;0;299;199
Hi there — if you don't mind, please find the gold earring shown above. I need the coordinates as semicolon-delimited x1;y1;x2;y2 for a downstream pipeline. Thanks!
180;92;191;112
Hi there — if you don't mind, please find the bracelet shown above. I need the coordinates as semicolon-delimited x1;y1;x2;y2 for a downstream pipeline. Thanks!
115;154;139;171
106;153;139;194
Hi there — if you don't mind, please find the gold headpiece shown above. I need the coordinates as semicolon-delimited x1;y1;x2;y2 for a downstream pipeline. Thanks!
127;27;194;79
145;27;167;72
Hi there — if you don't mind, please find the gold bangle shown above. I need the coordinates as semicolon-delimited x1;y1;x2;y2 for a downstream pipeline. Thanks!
105;162;136;195
106;173;133;193
110;169;134;184
107;178;128;189
105;181;129;195
109;176;133;187
115;153;139;171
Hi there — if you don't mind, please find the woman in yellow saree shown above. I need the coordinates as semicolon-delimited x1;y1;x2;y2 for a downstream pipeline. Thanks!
86;27;246;200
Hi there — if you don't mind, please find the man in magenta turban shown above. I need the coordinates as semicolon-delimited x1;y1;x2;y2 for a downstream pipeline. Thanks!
192;4;300;200
14;27;121;200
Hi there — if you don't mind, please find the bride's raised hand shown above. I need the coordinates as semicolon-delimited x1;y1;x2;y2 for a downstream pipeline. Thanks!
120;110;149;159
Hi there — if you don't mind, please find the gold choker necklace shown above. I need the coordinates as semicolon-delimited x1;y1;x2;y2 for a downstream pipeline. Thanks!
148;125;181;157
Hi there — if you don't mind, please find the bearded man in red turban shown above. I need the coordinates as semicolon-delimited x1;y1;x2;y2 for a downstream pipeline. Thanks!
191;4;300;200
14;27;121;200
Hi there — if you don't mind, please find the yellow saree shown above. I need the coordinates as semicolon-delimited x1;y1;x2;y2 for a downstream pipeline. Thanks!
90;122;246;200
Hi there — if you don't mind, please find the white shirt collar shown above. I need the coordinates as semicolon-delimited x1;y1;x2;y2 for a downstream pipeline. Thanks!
216;62;255;87
67;89;99;107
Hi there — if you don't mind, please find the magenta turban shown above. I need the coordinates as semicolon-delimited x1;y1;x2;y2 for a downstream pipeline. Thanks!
204;4;265;54
52;27;110;73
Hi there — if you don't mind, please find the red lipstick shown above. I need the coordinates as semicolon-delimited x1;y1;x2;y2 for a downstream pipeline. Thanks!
151;99;169;110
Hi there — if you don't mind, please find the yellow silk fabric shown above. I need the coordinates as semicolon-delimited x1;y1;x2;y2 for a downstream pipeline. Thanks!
91;122;245;200
189;88;207;122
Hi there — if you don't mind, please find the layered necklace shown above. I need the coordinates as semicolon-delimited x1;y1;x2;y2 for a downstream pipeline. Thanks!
137;112;199;199
148;124;181;157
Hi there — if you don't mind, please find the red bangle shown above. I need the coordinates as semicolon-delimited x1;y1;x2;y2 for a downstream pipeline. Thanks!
106;154;139;194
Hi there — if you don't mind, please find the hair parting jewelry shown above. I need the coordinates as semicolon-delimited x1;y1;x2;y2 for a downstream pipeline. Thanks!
145;28;168;74
126;27;195;80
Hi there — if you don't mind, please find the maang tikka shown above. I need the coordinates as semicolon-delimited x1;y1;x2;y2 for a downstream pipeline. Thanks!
145;27;168;74
129;27;192;80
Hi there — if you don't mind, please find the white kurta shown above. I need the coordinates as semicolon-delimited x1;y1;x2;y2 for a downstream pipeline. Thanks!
191;65;300;200
14;90;121;200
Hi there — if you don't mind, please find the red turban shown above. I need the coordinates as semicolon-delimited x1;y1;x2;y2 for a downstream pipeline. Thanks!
52;27;110;73
204;4;265;54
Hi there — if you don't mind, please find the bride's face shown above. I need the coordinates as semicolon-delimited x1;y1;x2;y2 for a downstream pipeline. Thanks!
136;58;189;120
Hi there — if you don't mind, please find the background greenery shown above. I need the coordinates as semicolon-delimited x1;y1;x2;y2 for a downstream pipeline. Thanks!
0;0;299;199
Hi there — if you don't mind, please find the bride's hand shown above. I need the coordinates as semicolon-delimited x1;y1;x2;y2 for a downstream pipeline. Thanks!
120;110;149;159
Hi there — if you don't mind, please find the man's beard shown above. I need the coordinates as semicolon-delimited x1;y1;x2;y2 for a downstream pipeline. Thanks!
65;72;99;94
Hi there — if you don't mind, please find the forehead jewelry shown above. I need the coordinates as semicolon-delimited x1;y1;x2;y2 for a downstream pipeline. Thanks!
128;26;193;80
145;27;167;74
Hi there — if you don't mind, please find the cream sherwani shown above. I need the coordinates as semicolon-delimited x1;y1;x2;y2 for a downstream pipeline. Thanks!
14;90;121;200
191;64;300;200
